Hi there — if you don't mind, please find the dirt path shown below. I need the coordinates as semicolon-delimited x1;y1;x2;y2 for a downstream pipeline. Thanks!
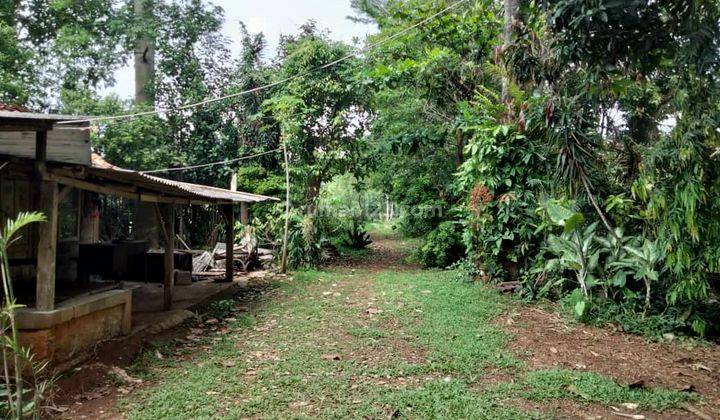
54;232;720;419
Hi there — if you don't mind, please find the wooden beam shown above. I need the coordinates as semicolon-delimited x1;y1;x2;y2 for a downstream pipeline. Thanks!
0;122;54;132
36;180;58;310
45;172;137;197
158;203;175;311
240;202;249;226
223;204;235;283
58;185;74;204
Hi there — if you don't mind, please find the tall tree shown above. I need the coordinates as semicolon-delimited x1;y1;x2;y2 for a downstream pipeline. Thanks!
1;0;132;108
358;0;500;236
265;24;370;212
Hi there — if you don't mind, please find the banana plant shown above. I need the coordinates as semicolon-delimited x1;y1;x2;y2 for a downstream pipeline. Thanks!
611;239;664;318
539;200;602;316
546;222;601;301
594;228;636;299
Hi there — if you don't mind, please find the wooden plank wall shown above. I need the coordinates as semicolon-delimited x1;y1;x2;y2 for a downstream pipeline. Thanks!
0;171;33;259
0;168;36;284
0;128;91;165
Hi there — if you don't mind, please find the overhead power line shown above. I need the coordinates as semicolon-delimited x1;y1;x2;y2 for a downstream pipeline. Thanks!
140;148;281;174
59;0;470;126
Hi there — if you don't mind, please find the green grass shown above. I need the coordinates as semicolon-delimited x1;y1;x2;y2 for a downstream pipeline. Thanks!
365;221;398;237
374;270;518;374
119;267;693;419
383;380;539;419
515;369;693;410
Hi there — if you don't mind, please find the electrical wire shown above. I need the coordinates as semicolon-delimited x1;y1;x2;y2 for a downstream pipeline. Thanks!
140;148;281;174
58;0;470;126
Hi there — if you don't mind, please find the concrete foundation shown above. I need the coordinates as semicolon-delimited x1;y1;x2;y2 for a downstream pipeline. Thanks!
14;275;248;366
16;289;132;364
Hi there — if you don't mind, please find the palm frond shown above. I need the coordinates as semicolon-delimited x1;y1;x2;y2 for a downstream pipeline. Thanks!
0;212;46;248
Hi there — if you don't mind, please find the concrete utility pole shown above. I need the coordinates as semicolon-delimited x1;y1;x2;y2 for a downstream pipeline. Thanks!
134;0;155;104
132;0;160;248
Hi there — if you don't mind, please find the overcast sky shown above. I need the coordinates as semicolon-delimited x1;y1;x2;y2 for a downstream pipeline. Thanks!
105;0;376;99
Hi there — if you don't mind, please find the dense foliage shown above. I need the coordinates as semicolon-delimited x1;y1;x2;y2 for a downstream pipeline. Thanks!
355;0;720;337
2;0;719;337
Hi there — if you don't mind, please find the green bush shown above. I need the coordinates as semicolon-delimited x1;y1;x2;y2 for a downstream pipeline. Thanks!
586;302;687;339
252;205;335;269
205;299;235;320
414;221;465;268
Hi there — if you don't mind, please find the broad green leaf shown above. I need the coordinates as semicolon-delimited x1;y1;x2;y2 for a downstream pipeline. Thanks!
574;300;587;318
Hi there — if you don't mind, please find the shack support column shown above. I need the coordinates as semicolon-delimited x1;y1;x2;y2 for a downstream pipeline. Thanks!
35;130;58;311
240;202;249;226
160;203;175;311
223;204;235;283
79;191;101;243
36;180;58;310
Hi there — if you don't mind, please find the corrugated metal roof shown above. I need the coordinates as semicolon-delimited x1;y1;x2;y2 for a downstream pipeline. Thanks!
0;110;90;122
0;104;30;112
86;153;278;204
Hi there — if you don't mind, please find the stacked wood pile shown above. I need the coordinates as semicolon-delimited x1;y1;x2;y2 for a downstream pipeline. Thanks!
191;243;274;280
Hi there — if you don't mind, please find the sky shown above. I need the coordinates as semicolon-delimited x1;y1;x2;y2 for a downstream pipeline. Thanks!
105;0;377;99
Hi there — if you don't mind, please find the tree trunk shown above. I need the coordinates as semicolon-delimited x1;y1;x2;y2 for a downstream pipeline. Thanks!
501;0;520;105
455;129;465;166
280;142;291;273
305;174;322;216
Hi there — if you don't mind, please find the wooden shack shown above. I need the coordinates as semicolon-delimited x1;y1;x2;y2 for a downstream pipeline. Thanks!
0;111;278;363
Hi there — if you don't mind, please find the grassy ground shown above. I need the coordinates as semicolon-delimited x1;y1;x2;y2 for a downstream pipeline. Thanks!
117;233;693;419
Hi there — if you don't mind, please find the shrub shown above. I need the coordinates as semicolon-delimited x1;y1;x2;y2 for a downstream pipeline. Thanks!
341;218;373;250
414;221;465;268
205;299;235;320
253;205;335;269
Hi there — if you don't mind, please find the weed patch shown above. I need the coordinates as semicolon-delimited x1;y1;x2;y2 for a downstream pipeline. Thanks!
517;369;694;410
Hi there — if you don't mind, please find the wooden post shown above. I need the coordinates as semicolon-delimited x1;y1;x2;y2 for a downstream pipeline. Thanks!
159;203;174;311
35;131;47;171
240;202;249;226
35;180;58;310
79;191;101;243
223;204;234;283
34;130;59;310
